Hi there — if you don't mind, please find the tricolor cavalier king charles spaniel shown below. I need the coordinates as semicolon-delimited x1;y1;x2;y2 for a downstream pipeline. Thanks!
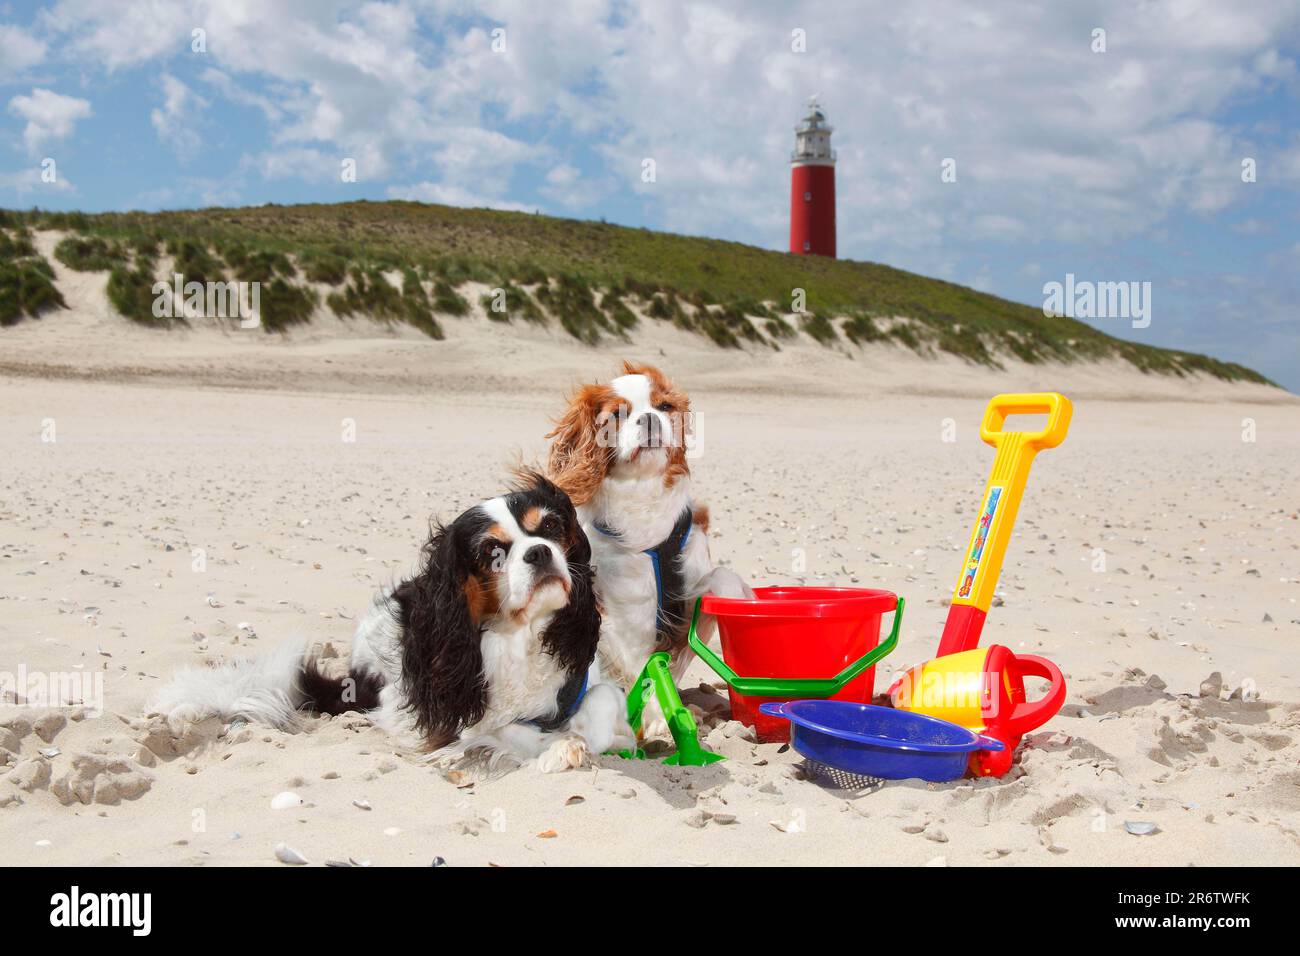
547;361;752;726
154;473;632;772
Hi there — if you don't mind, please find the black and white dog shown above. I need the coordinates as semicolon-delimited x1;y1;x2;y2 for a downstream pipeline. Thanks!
154;473;633;772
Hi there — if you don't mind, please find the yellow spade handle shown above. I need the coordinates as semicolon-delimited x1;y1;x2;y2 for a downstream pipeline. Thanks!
952;393;1073;614
979;392;1072;451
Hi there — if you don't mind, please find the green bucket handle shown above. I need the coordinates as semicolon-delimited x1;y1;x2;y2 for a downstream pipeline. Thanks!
686;593;905;697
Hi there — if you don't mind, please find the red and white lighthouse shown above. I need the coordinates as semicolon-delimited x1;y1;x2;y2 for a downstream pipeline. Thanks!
789;97;836;258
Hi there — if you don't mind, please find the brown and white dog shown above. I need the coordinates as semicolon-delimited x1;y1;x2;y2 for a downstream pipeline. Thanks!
546;361;752;726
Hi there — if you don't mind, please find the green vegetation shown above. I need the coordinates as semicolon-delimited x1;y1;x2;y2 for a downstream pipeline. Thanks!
480;283;544;324
509;262;549;286
842;313;885;345
888;322;923;352
535;273;624;344
800;312;837;345
168;239;225;288
599;291;638;331
0;201;1272;384
645;292;678;321
255;279;318;332
300;249;349;285
129;234;161;263
692;303;764;348
431;278;469;317
1;228;66;326
220;243;296;283
327;266;404;322
54;235;127;272
765;315;796;340
401;268;443;339
106;264;169;326
0;226;36;259
325;266;444;337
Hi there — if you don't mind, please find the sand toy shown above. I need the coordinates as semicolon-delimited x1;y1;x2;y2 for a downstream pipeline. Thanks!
889;393;1072;776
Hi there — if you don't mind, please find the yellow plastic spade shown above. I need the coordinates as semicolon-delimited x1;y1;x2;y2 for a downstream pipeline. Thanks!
937;392;1072;656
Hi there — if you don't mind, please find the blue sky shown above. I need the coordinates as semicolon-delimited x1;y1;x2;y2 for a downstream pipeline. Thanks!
2;0;1298;389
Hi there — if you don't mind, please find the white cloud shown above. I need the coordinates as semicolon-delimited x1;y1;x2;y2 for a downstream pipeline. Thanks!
0;24;47;80
39;0;194;71
199;68;283;123
7;88;92;154
25;0;1300;262
571;1;1300;250
245;146;342;183
151;74;208;163
0;166;74;198
386;181;534;212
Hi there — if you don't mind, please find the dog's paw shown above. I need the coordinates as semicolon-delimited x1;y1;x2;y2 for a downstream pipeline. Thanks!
704;567;754;601
537;736;589;773
639;717;672;742
160;705;208;738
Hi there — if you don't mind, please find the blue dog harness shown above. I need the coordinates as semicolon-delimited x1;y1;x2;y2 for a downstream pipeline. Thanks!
593;505;694;645
521;669;589;732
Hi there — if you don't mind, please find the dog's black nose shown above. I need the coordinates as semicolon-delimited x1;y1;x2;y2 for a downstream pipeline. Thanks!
523;544;551;567
636;412;663;447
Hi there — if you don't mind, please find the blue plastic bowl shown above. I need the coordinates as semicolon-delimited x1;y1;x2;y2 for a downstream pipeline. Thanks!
759;700;1004;782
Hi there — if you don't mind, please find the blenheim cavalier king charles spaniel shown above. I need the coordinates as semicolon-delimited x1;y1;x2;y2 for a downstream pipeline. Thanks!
547;361;752;726
154;473;633;772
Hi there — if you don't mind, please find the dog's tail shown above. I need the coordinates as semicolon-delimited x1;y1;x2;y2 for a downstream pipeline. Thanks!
151;641;384;730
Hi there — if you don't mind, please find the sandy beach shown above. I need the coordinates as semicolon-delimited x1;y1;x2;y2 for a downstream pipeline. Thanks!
2;238;1299;867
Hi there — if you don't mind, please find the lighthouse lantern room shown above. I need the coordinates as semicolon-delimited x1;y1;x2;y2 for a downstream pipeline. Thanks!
789;96;836;258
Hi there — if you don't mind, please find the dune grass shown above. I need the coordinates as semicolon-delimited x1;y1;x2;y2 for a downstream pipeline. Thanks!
800;312;838;345
106;264;169;326
0;254;65;325
1;227;66;325
327;266;405;322
535;273;623;344
599;291;639;331
54;235;128;272
480;283;544;324
842;313;885;345
168;239;226;288
253;279;318;332
400;268;443;339
219;242;297;283
324;265;446;337
765;315;797;340
2;202;1273;384
299;249;349;285
431;278;469;317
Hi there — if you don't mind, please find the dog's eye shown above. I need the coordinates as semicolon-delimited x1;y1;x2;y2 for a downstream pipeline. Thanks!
655;402;674;413
538;514;561;536
612;405;630;420
480;539;505;565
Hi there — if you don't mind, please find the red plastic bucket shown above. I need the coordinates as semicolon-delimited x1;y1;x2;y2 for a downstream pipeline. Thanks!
700;587;898;742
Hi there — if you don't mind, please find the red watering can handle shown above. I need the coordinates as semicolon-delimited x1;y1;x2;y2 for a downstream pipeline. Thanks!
1006;655;1066;735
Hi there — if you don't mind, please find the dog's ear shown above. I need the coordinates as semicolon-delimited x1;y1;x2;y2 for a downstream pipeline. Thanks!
540;524;601;674
394;522;488;744
545;384;612;507
564;506;592;566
